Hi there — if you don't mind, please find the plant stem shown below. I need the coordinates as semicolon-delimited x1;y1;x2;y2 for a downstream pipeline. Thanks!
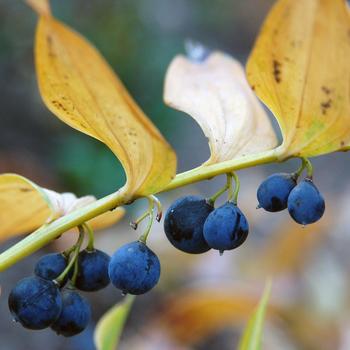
208;175;230;206
0;150;279;271
0;187;129;271
55;227;84;286
70;227;85;286
162;149;278;192
150;195;163;222
230;172;240;204
83;223;95;251
302;157;313;178
138;196;155;244
130;211;150;230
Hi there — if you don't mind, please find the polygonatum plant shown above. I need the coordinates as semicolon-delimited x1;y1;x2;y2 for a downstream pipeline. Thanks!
0;0;349;347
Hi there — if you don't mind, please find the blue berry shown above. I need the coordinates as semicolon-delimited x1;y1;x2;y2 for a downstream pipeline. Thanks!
203;202;249;252
8;276;62;330
287;178;325;225
257;173;297;212
74;249;110;291
34;253;68;282
108;241;160;295
51;290;91;337
164;195;213;254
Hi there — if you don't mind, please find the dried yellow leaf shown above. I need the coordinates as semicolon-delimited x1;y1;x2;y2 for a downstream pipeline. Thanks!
0;174;124;241
164;52;278;165
0;174;50;241
247;0;350;158
33;12;176;196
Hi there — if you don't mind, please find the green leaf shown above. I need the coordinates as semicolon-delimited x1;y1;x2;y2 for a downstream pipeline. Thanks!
238;280;272;350
94;295;135;350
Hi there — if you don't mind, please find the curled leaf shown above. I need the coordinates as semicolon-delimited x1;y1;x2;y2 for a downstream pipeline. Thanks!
0;174;124;241
247;0;350;158
94;295;135;350
164;51;277;165
31;7;176;196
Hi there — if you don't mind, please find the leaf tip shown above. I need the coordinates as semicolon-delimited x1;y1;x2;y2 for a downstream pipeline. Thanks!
25;0;51;17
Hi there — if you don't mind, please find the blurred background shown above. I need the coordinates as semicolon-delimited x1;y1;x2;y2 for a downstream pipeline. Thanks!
1;0;350;349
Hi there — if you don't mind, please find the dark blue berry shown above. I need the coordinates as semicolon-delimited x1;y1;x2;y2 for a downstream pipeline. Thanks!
287;178;325;225
74;249;110;292
203;202;249;252
8;276;62;330
164;195;213;254
257;173;297;212
34;253;68;283
108;241;160;295
51;290;91;337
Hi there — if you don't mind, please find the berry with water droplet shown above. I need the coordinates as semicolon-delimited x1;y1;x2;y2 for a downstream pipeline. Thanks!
203;202;249;253
287;178;325;225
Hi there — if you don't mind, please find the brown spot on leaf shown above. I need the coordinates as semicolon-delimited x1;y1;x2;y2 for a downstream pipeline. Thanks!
321;86;332;95
46;35;55;57
52;100;68;113
19;187;32;193
340;141;345;147
321;99;332;115
273;59;282;83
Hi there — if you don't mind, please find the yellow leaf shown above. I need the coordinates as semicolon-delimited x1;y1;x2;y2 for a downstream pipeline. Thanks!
32;8;176;196
25;0;51;16
94;295;135;350
246;0;350;158
0;174;124;241
238;280;272;350
0;174;51;241
164;52;278;165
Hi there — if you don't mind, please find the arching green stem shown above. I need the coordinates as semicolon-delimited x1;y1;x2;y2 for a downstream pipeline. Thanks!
294;157;313;178
0;150;282;271
54;226;84;286
229;172;240;204
208;175;231;206
150;195;163;222
138;196;156;244
83;223;95;251
302;157;313;178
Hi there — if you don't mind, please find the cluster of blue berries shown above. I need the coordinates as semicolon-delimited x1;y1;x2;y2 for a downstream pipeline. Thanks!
164;195;249;255
8;239;161;336
8;164;326;337
257;173;325;225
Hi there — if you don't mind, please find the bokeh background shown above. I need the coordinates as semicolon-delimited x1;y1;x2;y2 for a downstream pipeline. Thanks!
1;1;350;349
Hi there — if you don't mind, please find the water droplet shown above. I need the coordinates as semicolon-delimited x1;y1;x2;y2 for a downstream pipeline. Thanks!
121;291;127;296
